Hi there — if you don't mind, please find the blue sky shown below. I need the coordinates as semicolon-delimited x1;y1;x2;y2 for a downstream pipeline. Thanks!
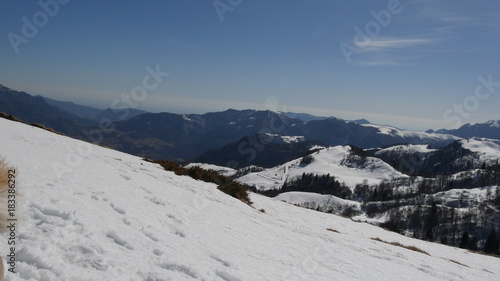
1;0;500;131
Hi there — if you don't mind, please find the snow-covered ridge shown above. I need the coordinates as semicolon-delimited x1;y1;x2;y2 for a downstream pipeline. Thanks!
460;137;500;164
362;123;458;141
485;120;500;128
184;163;237;176
238;145;407;190
375;144;437;154
263;133;305;143
0;118;499;280
275;192;361;215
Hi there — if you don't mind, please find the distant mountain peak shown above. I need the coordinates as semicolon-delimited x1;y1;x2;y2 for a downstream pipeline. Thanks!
350;118;371;125
485;120;500;128
431;119;500;139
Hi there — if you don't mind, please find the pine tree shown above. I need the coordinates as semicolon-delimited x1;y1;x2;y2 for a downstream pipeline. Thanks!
484;229;500;255
459;231;469;249
425;227;433;241
468;235;478;251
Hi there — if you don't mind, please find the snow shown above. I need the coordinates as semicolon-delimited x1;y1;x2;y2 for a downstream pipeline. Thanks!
460;137;500;164
184;163;237;177
377;144;437;154
0;118;499;280
262;134;304;143
309;145;327;151
275;192;361;214
361;123;458;142
485;120;500;128
238;146;407;190
431;186;497;208
280;136;304;144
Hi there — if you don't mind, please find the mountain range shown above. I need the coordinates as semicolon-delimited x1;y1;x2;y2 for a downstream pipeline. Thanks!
44;97;148;122
1;83;499;164
429;120;500;140
1;83;499;268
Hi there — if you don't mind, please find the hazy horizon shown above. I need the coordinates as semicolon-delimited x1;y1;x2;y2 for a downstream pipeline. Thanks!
2;1;499;131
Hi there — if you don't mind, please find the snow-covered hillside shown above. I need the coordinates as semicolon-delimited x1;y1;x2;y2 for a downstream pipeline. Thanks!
374;144;437;155
361;123;459;143
184;163;237;177
238;145;407;190
275;192;361;215
0;118;499;280
460;137;500;165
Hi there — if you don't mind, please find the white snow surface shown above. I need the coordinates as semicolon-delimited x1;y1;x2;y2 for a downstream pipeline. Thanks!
0;118;499;280
238;146;407;190
275;192;361;214
276;192;360;207
460;137;500;163
280;136;305;144
361;123;458;141
263;134;305;144
376;144;437;154
485;120;500;128
184;163;237;177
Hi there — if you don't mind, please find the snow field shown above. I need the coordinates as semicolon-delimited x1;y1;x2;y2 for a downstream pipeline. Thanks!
238;145;407;190
0;118;499;280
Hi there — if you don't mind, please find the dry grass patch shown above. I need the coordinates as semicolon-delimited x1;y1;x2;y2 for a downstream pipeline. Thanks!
449;259;469;267
473;251;500;259
0;112;65;135
146;159;252;205
371;237;429;256
0;112;21;122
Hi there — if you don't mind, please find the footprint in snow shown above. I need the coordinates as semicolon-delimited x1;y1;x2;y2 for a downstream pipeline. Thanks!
142;230;160;242
210;255;231;268
149;197;165;206
110;203;126;215
32;204;71;220
106;231;134;250
174;229;186;238
158;263;198;279
153;249;164;256
216;270;243;281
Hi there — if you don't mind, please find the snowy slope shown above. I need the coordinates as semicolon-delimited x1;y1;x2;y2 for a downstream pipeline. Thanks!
184;163;237;177
361;123;459;143
460;137;500;164
275;192;361;214
238;146;407;190
0;118;499;280
375;144;437;155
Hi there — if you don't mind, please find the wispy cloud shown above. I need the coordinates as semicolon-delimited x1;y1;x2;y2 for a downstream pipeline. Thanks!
440;16;474;23
352;37;432;66
356;60;402;67
169;39;197;49
357;38;432;51
408;1;500;32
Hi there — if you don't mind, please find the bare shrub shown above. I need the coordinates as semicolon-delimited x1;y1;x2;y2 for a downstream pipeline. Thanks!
370;237;430;256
